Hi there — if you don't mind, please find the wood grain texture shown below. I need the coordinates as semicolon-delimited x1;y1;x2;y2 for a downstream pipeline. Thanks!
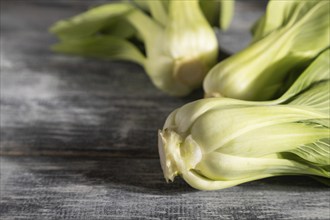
1;1;329;219
1;156;329;220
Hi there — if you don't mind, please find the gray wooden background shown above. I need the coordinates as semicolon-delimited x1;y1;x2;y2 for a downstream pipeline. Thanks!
1;1;329;219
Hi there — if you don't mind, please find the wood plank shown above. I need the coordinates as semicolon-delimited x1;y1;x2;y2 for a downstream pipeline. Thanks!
1;156;329;219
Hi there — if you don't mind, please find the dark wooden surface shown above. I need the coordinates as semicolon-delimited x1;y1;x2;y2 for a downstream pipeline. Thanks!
1;1;329;219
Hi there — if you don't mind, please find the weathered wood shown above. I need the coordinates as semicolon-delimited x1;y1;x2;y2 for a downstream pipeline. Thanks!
1;156;329;220
1;1;329;219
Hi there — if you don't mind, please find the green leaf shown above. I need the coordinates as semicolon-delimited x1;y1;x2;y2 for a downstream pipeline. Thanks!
147;0;168;26
276;49;330;104
251;0;300;41
194;151;326;181
291;1;330;55
289;138;330;166
100;18;137;39
132;0;149;11
50;3;134;40
288;81;330;115
218;121;330;158
52;35;146;65
199;0;234;30
125;7;163;48
199;0;219;26
219;0;235;30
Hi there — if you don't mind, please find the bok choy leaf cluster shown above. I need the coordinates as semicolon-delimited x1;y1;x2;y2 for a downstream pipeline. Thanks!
203;0;330;100
158;49;330;190
50;0;223;96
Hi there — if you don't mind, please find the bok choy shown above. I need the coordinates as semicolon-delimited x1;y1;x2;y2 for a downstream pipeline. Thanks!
203;0;330;100
158;49;330;190
133;0;235;30
50;0;218;96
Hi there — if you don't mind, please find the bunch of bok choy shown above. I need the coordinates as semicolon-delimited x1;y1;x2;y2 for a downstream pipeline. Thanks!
203;0;330;100
159;49;330;190
50;0;225;96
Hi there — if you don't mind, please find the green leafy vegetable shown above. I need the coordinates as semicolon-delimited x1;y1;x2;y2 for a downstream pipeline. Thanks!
50;0;218;96
199;0;235;30
159;50;330;190
203;0;330;100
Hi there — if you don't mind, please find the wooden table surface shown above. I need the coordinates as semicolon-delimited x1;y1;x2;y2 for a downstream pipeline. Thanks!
1;1;329;219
